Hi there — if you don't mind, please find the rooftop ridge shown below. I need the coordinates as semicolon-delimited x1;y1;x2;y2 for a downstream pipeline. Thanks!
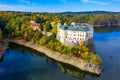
59;23;92;32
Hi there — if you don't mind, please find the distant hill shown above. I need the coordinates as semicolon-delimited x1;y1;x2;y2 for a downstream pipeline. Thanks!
3;11;120;14
58;11;120;14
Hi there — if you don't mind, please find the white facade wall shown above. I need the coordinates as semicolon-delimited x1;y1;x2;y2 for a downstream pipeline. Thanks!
57;24;93;46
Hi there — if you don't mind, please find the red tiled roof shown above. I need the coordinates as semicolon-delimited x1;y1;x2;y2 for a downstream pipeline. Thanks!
30;20;38;26
50;21;55;25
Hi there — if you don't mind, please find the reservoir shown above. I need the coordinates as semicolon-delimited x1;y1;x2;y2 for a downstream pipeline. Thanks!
0;26;120;80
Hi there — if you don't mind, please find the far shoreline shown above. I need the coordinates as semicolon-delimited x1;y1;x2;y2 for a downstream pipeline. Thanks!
93;24;120;27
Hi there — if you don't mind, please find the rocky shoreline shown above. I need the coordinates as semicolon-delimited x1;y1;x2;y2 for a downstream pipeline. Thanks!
0;39;10;59
11;39;103;75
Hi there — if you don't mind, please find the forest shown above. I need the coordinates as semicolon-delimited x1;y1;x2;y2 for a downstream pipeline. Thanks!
0;11;120;30
0;11;120;38
0;11;120;64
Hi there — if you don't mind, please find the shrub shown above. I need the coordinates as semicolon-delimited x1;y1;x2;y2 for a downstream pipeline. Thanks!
39;36;49;46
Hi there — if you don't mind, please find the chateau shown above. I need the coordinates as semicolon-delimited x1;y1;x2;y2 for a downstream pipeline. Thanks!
57;22;93;46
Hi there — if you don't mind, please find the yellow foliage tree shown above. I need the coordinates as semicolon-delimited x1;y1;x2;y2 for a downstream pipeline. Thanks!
80;41;89;52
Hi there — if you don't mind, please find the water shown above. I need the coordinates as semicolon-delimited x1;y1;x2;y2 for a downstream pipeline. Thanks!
0;28;120;80
94;31;120;80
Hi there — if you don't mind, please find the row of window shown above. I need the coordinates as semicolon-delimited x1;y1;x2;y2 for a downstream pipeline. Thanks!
73;31;84;34
59;31;85;35
59;35;85;40
60;34;85;38
66;37;84;41
73;34;84;37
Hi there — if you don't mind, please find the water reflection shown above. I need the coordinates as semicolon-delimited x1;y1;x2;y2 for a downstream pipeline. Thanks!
1;26;120;80
7;42;99;80
94;29;120;80
8;42;45;58
58;63;99;80
0;54;4;62
94;26;120;33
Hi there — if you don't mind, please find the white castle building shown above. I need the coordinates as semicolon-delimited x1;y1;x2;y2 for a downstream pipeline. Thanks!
57;22;93;46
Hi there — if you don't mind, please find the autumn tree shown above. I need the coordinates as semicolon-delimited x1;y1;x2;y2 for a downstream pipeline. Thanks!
39;36;49;45
80;41;89;52
52;23;57;34
43;21;52;32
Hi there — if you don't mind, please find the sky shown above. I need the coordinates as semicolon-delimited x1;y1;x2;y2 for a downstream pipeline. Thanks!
0;0;119;12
